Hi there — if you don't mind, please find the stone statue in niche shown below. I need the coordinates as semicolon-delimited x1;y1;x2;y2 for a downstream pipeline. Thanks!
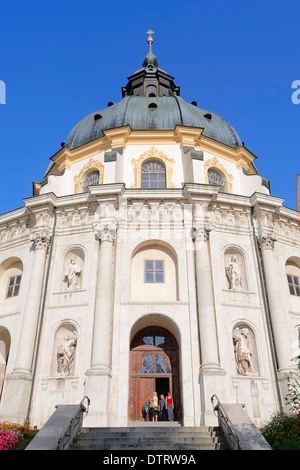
225;255;243;290
56;333;77;376
232;327;258;376
63;257;81;290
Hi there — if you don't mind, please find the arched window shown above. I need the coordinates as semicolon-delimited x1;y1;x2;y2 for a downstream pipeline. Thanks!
286;258;300;297
0;258;23;300
207;168;227;192
81;169;100;193
141;159;166;189
146;85;157;97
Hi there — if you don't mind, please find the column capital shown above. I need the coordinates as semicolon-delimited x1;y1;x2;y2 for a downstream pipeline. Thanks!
259;231;278;251
93;221;117;243
29;231;51;251
192;223;212;243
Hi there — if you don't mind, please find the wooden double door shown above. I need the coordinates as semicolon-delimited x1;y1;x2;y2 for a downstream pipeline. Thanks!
129;326;181;421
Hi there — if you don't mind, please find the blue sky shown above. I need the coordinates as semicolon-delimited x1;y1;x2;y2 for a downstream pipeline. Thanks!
0;0;299;214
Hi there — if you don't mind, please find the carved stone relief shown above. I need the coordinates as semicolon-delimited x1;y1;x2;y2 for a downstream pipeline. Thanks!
232;325;259;376
51;324;77;377
62;249;84;291
63;257;81;290
224;249;248;291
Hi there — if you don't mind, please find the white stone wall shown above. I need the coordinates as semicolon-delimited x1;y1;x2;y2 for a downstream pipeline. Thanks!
0;155;297;430
40;144;269;199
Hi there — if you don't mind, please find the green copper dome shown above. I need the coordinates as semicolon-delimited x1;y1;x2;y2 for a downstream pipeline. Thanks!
64;34;242;151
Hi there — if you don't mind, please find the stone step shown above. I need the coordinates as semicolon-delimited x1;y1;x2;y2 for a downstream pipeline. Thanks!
70;442;226;450
78;426;221;434
70;442;228;451
70;425;230;451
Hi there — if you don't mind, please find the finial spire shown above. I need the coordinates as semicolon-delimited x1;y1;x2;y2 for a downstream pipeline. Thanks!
146;29;154;45
143;29;159;70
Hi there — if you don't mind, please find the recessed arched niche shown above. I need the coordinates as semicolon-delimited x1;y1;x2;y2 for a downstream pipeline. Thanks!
232;323;260;377
131;241;178;302
224;247;248;291
61;248;85;291
50;323;78;377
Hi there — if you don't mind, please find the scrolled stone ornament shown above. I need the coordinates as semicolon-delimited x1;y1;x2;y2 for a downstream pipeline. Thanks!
260;231;278;250
93;222;117;243
192;223;212;243
29;231;51;251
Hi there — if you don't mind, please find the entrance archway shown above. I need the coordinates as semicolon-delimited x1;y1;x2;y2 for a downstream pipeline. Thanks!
129;325;181;421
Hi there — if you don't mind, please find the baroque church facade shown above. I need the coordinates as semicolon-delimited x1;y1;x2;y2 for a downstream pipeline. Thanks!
0;32;299;429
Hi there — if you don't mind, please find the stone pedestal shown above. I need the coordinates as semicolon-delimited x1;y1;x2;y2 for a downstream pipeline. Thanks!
199;367;227;426
0;371;32;423
83;367;112;427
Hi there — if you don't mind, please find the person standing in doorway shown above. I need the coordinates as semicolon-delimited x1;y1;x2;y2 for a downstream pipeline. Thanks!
152;392;159;421
142;396;151;421
166;391;174;421
159;394;167;421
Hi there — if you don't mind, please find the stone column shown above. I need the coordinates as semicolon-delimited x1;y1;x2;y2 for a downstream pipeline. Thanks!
259;232;292;372
85;222;116;426
14;231;51;373
91;222;116;370
193;224;220;370
0;231;50;423
193;223;226;426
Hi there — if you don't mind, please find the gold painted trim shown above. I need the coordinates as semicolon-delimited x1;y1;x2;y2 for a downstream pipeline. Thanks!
130;146;176;189
46;126;258;178
74;157;104;194
204;156;233;193
33;182;41;196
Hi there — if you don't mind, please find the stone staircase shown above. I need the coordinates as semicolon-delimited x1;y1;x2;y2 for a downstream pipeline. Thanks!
69;422;230;450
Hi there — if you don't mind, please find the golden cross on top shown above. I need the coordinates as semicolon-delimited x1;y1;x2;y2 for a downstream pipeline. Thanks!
146;29;154;44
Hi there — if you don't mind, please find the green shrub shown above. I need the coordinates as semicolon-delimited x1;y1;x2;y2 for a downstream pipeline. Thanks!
261;412;300;450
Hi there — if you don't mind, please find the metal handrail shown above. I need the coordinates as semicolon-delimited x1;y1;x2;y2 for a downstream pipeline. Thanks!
211;394;241;450
56;396;90;450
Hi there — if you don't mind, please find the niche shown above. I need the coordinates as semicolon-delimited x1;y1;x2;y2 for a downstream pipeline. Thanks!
232;323;259;376
51;323;78;377
224;247;248;291
61;248;85;291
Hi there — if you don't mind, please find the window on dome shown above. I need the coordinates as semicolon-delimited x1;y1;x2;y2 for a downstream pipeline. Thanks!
81;169;100;192
141;159;166;189
207;168;227;192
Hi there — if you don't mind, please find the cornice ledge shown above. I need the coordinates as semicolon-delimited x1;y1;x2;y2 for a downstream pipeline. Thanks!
183;183;251;208
174;125;204;147
0;206;27;224
183;183;219;201
250;192;285;211
89;183;125;200
277;205;300;222
23;192;59;212
102;125;131;148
